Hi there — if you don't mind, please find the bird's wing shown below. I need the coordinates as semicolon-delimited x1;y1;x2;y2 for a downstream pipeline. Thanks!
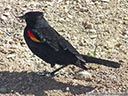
31;27;86;62
30;27;60;51
58;37;86;62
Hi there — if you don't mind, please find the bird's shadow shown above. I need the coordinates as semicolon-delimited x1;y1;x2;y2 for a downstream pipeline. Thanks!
0;71;95;96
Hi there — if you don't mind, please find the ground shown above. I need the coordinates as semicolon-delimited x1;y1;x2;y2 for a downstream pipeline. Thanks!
0;0;128;96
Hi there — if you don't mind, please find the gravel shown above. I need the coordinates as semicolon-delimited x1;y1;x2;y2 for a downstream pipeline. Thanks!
0;0;128;96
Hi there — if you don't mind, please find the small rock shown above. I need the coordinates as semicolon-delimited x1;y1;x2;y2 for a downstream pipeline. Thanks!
82;21;93;29
86;0;94;4
90;34;97;39
124;17;128;20
76;71;92;81
0;15;7;20
66;87;70;91
109;75;116;79
53;64;60;69
6;54;16;58
100;0;110;2
89;29;97;33
67;14;73;19
57;0;63;3
3;12;10;17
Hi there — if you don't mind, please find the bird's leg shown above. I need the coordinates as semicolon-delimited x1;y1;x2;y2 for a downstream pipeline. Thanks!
50;65;67;76
75;60;88;70
37;64;67;77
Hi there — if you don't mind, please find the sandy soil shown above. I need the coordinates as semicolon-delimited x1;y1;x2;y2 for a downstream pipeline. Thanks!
0;0;128;96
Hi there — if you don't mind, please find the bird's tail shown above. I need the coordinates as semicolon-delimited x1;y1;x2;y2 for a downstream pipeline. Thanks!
81;54;120;68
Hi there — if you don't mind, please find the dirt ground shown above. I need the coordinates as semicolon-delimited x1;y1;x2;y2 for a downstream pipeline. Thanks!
0;0;128;96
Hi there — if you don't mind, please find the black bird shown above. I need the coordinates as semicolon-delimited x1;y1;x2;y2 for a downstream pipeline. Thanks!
18;11;120;76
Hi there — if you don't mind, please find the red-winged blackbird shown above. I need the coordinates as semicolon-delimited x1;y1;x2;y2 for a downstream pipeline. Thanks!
18;11;120;76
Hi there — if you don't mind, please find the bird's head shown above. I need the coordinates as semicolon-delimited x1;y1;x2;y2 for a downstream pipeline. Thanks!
18;11;44;26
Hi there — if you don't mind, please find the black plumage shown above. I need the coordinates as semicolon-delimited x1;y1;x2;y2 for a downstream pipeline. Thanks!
19;11;120;76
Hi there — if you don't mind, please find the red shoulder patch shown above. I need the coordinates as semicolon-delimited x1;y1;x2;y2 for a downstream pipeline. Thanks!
27;30;40;42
